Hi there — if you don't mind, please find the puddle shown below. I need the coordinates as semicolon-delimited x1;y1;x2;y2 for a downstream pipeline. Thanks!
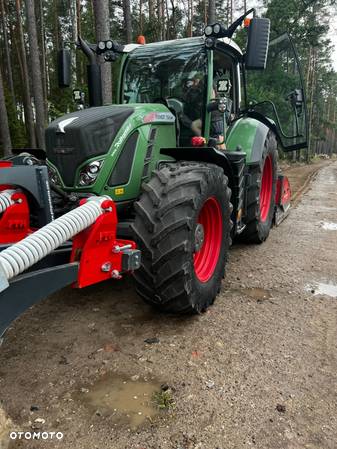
306;282;337;298
76;374;161;428
320;221;337;230
241;287;271;300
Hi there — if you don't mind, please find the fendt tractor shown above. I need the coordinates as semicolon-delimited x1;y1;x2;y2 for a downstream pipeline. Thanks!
0;10;308;338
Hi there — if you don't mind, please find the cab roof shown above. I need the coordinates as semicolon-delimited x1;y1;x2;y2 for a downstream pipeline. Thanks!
123;36;243;57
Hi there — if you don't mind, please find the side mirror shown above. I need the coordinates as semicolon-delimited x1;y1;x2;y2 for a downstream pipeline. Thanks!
58;49;71;88
287;88;304;117
245;18;270;70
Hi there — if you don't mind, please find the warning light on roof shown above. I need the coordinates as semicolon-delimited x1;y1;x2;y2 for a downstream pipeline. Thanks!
244;18;251;28
137;35;146;45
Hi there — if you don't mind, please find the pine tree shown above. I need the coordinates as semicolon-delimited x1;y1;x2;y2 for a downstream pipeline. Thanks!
0;66;12;156
93;0;112;104
25;0;46;149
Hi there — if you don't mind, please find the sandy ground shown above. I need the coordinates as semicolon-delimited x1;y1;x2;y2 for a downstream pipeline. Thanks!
0;159;336;449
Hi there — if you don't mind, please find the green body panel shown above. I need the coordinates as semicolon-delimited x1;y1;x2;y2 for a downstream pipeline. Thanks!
226;117;269;164
48;104;176;202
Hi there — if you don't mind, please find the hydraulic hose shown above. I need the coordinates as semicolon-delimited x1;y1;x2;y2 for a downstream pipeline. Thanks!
0;190;15;214
0;196;108;286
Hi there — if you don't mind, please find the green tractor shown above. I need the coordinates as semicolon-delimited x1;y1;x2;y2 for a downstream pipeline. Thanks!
0;10;308;334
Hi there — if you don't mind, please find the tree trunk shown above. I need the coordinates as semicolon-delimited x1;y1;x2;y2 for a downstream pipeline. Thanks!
169;0;177;39
157;0;165;40
76;0;84;84
139;0;143;35
308;49;316;160
25;0;46;149
148;0;154;20
122;0;132;44
0;0;16;108
71;0;78;86
93;0;112;104
208;0;216;24
37;0;48;117
187;0;193;37
15;0;36;148
0;67;12;156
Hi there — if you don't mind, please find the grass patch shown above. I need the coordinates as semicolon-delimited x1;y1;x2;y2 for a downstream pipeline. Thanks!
152;389;174;410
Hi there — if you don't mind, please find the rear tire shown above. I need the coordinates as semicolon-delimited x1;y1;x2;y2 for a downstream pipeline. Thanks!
240;131;278;243
132;162;232;314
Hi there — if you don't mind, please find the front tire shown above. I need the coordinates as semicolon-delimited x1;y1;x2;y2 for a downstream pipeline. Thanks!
132;162;232;314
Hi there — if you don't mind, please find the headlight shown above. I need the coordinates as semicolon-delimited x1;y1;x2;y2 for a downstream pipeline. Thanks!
48;165;62;186
78;160;103;186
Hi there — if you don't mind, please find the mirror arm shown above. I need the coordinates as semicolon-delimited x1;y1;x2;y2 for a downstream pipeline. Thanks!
78;35;97;65
227;8;255;38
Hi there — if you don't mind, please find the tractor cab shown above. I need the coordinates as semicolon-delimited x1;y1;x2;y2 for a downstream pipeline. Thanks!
120;37;241;148
119;28;307;153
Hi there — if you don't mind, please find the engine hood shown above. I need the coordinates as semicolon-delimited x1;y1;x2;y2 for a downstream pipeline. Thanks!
46;105;134;187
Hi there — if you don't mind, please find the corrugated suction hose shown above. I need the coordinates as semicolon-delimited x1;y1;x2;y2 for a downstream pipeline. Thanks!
0;190;15;214
0;196;108;283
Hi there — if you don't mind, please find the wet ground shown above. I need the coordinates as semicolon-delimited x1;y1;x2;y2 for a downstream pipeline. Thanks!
0;160;337;449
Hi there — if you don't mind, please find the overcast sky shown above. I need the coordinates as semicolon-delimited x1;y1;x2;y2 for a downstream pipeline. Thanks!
330;24;337;69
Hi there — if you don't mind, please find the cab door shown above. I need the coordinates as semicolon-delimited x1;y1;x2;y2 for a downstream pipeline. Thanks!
246;33;308;151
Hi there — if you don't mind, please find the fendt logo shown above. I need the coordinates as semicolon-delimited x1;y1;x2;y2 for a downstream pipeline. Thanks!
57;117;79;134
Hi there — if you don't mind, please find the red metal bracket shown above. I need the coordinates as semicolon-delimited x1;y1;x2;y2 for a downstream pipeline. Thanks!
275;175;291;206
71;199;136;288
0;161;13;168
0;192;30;244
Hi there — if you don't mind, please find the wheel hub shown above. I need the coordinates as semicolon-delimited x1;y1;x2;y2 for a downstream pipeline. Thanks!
194;223;205;252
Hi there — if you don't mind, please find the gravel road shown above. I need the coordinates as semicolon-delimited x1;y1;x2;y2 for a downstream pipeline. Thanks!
0;161;336;449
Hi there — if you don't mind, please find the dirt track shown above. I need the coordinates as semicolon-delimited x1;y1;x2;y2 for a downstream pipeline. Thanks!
0;160;337;449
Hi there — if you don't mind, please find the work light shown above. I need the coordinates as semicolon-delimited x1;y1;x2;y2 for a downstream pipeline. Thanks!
213;23;221;34
97;41;105;51
204;25;213;37
106;40;113;50
203;22;227;38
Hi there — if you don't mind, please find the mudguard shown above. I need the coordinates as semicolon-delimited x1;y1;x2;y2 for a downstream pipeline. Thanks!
226;117;270;164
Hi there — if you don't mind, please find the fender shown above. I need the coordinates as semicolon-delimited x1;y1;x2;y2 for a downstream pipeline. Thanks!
159;147;246;222
160;146;235;187
226;117;270;164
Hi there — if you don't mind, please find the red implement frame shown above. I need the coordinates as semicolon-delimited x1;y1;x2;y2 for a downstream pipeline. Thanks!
0;190;31;244
274;174;291;226
71;199;137;288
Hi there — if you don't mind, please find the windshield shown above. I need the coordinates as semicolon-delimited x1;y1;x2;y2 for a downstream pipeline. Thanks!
122;38;207;116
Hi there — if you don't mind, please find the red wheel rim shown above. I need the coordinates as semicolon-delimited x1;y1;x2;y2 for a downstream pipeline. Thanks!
193;197;223;283
260;155;273;222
